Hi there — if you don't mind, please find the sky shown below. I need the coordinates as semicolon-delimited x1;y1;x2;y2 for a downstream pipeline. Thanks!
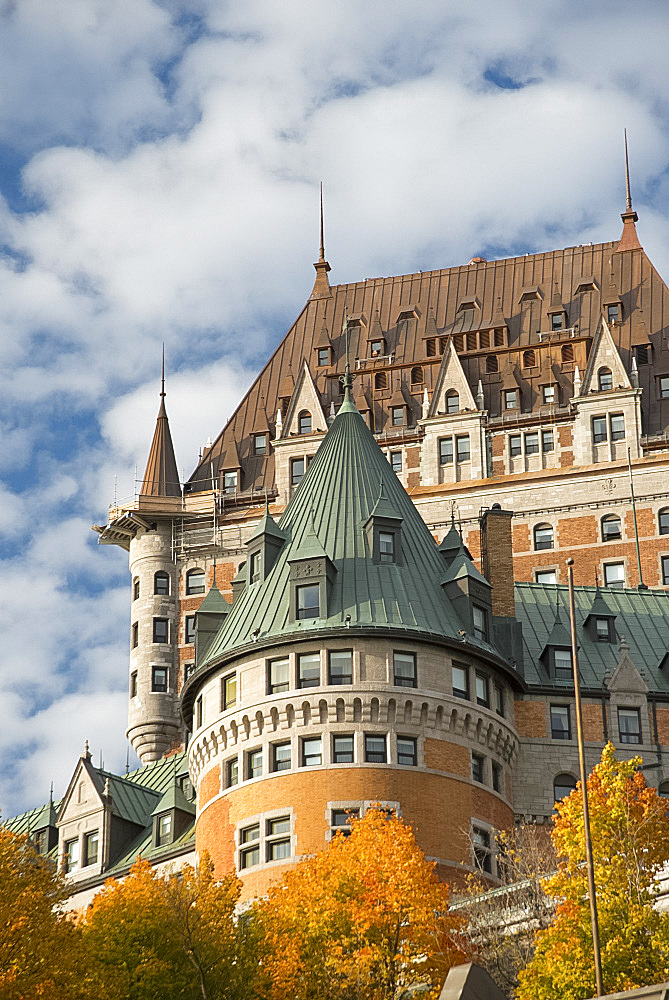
1;0;669;819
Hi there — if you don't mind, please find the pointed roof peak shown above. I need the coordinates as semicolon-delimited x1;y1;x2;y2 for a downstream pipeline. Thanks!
310;181;332;299
140;355;181;498
614;129;641;253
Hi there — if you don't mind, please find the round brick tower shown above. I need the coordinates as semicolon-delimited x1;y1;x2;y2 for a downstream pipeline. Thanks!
181;368;522;898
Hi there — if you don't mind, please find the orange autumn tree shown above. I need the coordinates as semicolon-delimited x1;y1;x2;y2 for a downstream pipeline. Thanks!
256;806;468;1000
517;743;669;1000
0;827;84;1000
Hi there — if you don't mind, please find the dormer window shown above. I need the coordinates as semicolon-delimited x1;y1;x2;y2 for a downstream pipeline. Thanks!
595;618;613;642
472;605;488;642
64;838;79;874
379;532;395;563
253;433;268;455
550;312;565;331
223;470;238;494
249;551;261;584
504;389;518;410
298;411;312;435
446;391;459;413
391;406;404;426
317;347;331;367
157;813;172;845
84;831;99;866
554;649;572;681
370;339;384;357
598;367;613;391
607;303;621;324
296;584;319;619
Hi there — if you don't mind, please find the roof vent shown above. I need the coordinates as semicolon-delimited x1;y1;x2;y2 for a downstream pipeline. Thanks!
468;256;487;265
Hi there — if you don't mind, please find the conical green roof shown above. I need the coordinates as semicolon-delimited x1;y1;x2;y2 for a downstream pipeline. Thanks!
197;580;230;616
247;505;287;544
200;392;469;665
151;781;196;818
32;797;57;830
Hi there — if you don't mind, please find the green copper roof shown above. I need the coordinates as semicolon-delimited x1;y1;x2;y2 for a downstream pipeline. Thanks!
151;781;196;818
515;583;669;691
441;550;490;588
248;506;287;544
197;579;230;616
200;393;470;666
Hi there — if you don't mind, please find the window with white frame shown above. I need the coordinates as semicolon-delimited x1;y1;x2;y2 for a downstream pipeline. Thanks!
472;826;492;873
604;563;625;589
618;708;641;745
268;657;289;694
301;736;322;767
330;807;359;837
397;736;417;766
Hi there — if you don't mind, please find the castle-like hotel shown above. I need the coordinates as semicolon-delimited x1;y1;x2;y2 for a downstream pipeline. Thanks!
8;181;669;906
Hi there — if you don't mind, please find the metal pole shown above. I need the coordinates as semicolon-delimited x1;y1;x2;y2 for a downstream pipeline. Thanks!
567;557;604;997
627;448;646;589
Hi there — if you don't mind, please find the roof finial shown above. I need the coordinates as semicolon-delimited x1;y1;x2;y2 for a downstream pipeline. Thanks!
161;343;166;399
337;311;357;412
319;181;325;263
310;182;332;299
624;128;632;213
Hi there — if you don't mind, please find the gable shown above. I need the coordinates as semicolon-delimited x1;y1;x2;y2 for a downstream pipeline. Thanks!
280;360;328;438
580;318;631;395
427;339;477;417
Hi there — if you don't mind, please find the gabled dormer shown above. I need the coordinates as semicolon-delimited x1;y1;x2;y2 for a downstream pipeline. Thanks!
287;517;337;623
364;485;403;565
279;360;328;439
195;578;230;667
583;585;617;643
426;338;477;417
151;779;196;849
440;542;492;643
245;503;287;586
438;517;473;568
31;792;58;856
539;604;574;682
231;561;248;603
579;318;631;396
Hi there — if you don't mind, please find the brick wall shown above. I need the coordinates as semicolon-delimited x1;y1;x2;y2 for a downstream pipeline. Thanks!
424;738;469;775
514;700;547;738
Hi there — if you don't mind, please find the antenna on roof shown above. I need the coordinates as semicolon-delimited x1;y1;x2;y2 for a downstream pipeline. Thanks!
624;128;633;213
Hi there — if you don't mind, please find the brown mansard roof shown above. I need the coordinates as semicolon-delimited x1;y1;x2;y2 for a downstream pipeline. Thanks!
186;230;669;496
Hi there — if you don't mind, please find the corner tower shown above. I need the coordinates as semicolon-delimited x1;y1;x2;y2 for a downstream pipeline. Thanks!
182;369;524;899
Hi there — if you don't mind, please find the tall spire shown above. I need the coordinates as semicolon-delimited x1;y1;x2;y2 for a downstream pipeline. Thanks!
614;129;641;253
140;352;181;498
338;312;357;414
310;181;332;299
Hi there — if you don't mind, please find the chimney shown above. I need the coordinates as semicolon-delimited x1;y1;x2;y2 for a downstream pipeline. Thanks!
480;505;515;618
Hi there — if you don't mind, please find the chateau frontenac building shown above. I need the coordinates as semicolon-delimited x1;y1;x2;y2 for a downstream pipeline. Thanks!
7;185;669;906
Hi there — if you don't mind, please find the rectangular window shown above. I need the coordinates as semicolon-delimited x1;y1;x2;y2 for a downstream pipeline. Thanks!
391;406;404;426
226;758;239;787
536;569;557;584
152;666;168;693
223;471;238;493
239;824;260;869
365;734;387;763
317;347;330;367
331;808;359;836
332;734;354;764
158;813;172;846
131;622;139;648
509;434;522;457
607;303;620;324
329;650;352;685
524;432;539;455
253;433;267;455
221;673;237;710
130;671;137;698
370;339;383;356
475;673;489;707
492;762;502;793
495;684;504;717
266;817;291;861
472;753;485;784
554;649;572;681
301;736;322;767
155;572;170;595
296;584;319;620
291;458;305;487
595;617;612;641
393;651;416;688
504;389;517;410
379;531;395;563
133;578;140;601
542;384;555;405
84;831;99;866
592;416;607;444
390;451;402;473
551;313;564;331
551;705;571;740
272;742;291;772
185;615;196;644
610;414;625;441
247;749;262;779
195;695;203;728
662;556;669;586
456;435;470;462
619;708;641;745
473;826;492;873
542;429;554;452
249;551;261;584
397;736;417;766
65;838;80;874
268;657;290;694
660;376;669;400
604;563;625;589
298;652;320;688
452;665;469;700
439;438;453;465
153;618;168;644
472;606;488;643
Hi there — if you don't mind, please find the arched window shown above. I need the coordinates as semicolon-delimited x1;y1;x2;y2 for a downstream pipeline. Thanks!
554;773;577;802
375;371;387;390
154;571;169;596
561;343;574;363
446;391;459;414
659;508;669;535
298;411;312;435
598;367;613;391
486;354;498;374
659;780;669;798
522;349;536;368
186;569;205;595
601;515;622;542
410;366;423;386
534;523;553;551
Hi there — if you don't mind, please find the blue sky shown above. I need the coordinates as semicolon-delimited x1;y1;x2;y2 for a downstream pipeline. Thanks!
1;0;669;818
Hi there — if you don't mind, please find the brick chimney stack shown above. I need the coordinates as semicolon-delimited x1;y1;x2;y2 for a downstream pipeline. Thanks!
480;505;515;618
